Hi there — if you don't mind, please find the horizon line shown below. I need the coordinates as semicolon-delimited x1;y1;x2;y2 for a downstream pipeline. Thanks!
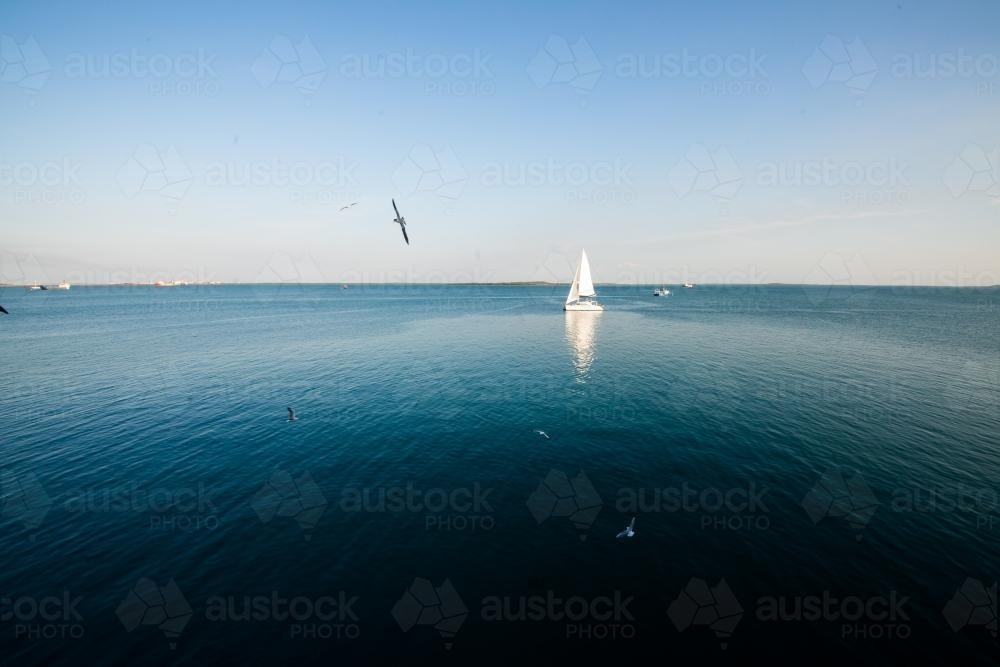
4;282;995;288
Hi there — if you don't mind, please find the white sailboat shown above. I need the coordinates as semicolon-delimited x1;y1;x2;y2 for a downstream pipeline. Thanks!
564;249;603;311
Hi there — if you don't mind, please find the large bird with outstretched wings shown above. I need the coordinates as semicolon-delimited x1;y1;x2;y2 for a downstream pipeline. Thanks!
392;199;409;245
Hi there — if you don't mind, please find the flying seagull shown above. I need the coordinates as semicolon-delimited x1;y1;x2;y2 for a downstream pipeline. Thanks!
616;516;636;539
534;429;550;439
0;305;8;315
339;202;358;211
392;198;409;245
287;407;298;422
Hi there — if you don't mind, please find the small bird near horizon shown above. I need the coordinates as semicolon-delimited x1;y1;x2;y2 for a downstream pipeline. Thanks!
392;198;409;245
616;516;636;539
339;202;358;211
0;305;8;314
534;429;549;439
287;407;298;421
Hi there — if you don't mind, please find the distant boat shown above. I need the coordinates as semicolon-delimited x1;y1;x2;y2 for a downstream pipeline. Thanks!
682;282;695;288
653;287;670;296
55;281;70;290
564;250;603;311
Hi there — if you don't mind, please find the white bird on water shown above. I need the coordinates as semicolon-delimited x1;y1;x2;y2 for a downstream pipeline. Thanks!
287;407;298;422
534;430;550;439
616;516;636;539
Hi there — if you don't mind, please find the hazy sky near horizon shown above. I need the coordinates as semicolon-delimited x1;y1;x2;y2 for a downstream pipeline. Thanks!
1;0;998;286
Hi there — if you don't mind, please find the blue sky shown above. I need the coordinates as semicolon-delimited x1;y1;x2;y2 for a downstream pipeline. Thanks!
1;0;997;285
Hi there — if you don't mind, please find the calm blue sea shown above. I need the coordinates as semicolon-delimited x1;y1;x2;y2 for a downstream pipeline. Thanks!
0;284;996;664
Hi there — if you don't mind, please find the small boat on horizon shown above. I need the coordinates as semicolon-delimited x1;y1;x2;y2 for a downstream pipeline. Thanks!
653;287;671;296
564;249;603;311
682;282;695;288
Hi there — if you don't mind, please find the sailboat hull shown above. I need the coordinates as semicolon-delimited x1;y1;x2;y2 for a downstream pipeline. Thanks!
564;302;604;311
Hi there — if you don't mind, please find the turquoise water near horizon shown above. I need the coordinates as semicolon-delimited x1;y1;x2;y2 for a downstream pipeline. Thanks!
0;284;996;663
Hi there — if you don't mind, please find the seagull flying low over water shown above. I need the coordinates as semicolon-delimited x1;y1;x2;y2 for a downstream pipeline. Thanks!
616;516;636;539
339;202;357;211
534;430;550;439
0;305;8;314
287;407;298;421
392;198;409;245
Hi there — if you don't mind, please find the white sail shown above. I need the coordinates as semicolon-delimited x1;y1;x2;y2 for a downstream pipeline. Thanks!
577;249;596;297
564;248;603;311
565;258;581;305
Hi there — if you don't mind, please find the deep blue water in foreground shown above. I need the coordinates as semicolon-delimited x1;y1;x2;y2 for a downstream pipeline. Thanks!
0;284;996;664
